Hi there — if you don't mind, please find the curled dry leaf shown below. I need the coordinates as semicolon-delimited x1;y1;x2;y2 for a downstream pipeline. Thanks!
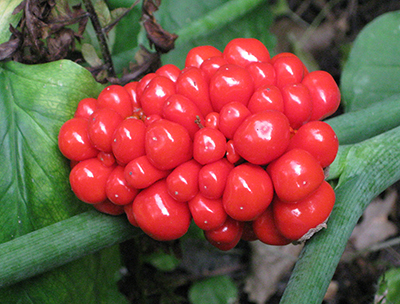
142;0;178;53
0;0;88;63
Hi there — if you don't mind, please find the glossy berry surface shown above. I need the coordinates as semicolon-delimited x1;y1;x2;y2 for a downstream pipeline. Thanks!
59;38;341;250
233;110;291;165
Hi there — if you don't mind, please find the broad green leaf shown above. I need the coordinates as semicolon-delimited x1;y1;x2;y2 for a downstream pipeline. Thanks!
159;0;276;69
376;267;400;304
189;275;238;304
0;60;127;303
341;11;400;112
111;3;142;73
0;0;23;44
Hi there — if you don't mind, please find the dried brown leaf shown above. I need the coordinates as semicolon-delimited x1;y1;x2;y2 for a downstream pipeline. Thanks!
244;242;303;304
0;38;20;61
350;188;398;251
141;0;177;53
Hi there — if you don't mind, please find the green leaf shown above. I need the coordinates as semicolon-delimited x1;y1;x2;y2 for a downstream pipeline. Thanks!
0;0;23;44
94;0;113;28
376;267;400;304
0;60;128;303
341;11;400;112
111;3;142;73
143;250;181;272
82;43;104;67
189;275;238;304
160;0;276;69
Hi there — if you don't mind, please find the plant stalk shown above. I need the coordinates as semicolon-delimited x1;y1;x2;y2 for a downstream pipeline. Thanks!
0;210;139;288
175;0;266;44
325;94;400;145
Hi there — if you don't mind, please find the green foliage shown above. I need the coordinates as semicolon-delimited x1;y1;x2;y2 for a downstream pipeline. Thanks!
143;250;181;272
341;11;400;112
377;268;400;304
0;0;23;43
0;60;129;303
188;275;238;304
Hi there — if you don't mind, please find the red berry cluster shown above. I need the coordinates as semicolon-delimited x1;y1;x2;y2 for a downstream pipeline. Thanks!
58;38;340;251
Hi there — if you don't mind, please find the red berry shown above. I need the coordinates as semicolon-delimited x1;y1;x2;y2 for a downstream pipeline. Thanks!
246;61;276;89
140;76;176;116
225;140;241;164
273;56;305;89
166;159;202;202
133;179;192;241
156;64;181;82
88;108;123;153
267;149;324;202
69;158;115;204
162;94;204;139
273;181;335;240
218;101;251;139
247;85;284;114
204;111;220;129
252;205;292;245
281;83;312;129
124;81;141;110
124;155;170;189
302;70;341;121
198;158;234;200
145;119;192;170
123;202;139;227
188;193;227;231
74;97;97;120
97;151;116;167
97;85;133;118
93;199;125;216
200;56;228;83
193;127;227;165
209;64;254;112
176;66;213;117
204;217;244;251
106;165;139;205
185;45;222;68
223;38;270;67
287;121;339;168
112;118;146;165
223;163;273;221
58;117;98;161
136;73;157;100
233;110;291;165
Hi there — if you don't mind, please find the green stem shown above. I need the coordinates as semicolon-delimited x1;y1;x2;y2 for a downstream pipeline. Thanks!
175;0;266;44
325;94;400;145
0;210;139;288
279;125;400;304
